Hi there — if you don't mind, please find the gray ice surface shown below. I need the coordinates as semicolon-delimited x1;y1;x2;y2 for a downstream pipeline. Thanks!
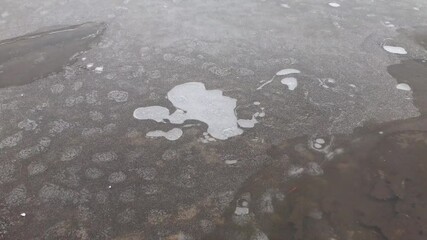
0;0;426;239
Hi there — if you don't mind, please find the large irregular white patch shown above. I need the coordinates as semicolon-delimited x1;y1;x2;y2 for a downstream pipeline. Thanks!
134;82;260;140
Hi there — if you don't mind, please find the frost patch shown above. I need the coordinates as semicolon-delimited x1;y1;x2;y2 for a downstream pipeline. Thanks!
396;83;411;91
281;77;298;90
383;45;407;55
257;68;300;90
94;66;104;73
134;82;260;140
146;128;183;141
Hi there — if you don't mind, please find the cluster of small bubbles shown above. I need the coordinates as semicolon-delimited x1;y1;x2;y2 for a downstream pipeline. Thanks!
81;127;103;137
236;68;255;76
162;149;178;161
103;123;117;134
5;184;27;207
141;185;162;195
0;163;15;184
95;190;108;204
73;81;83;91
138;167;157;180
54;168;80;188
306;162;324;176
107;90;128;103
49;119;71;134
108;171;126;183
50;84;65;94
18;119;38;131
89;111;104;121
92;152;118;163
38;184;79;204
28;162;48;175
175;56;195;65
65;96;84;107
208;66;231;77
147;209;169;225
85;168;104;179
17;137;51;159
86;91;98;104
60;146;82;161
0;131;23;149
148;70;161;79
119;188;136;202
117;208;136;224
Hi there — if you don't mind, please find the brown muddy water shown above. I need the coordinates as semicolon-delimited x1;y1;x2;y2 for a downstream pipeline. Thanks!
204;30;427;240
204;120;427;240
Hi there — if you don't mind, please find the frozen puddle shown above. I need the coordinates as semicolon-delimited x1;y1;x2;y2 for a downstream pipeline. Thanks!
134;82;261;140
383;45;407;55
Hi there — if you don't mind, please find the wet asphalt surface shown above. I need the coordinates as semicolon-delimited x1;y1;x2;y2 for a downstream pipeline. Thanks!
1;0;427;239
